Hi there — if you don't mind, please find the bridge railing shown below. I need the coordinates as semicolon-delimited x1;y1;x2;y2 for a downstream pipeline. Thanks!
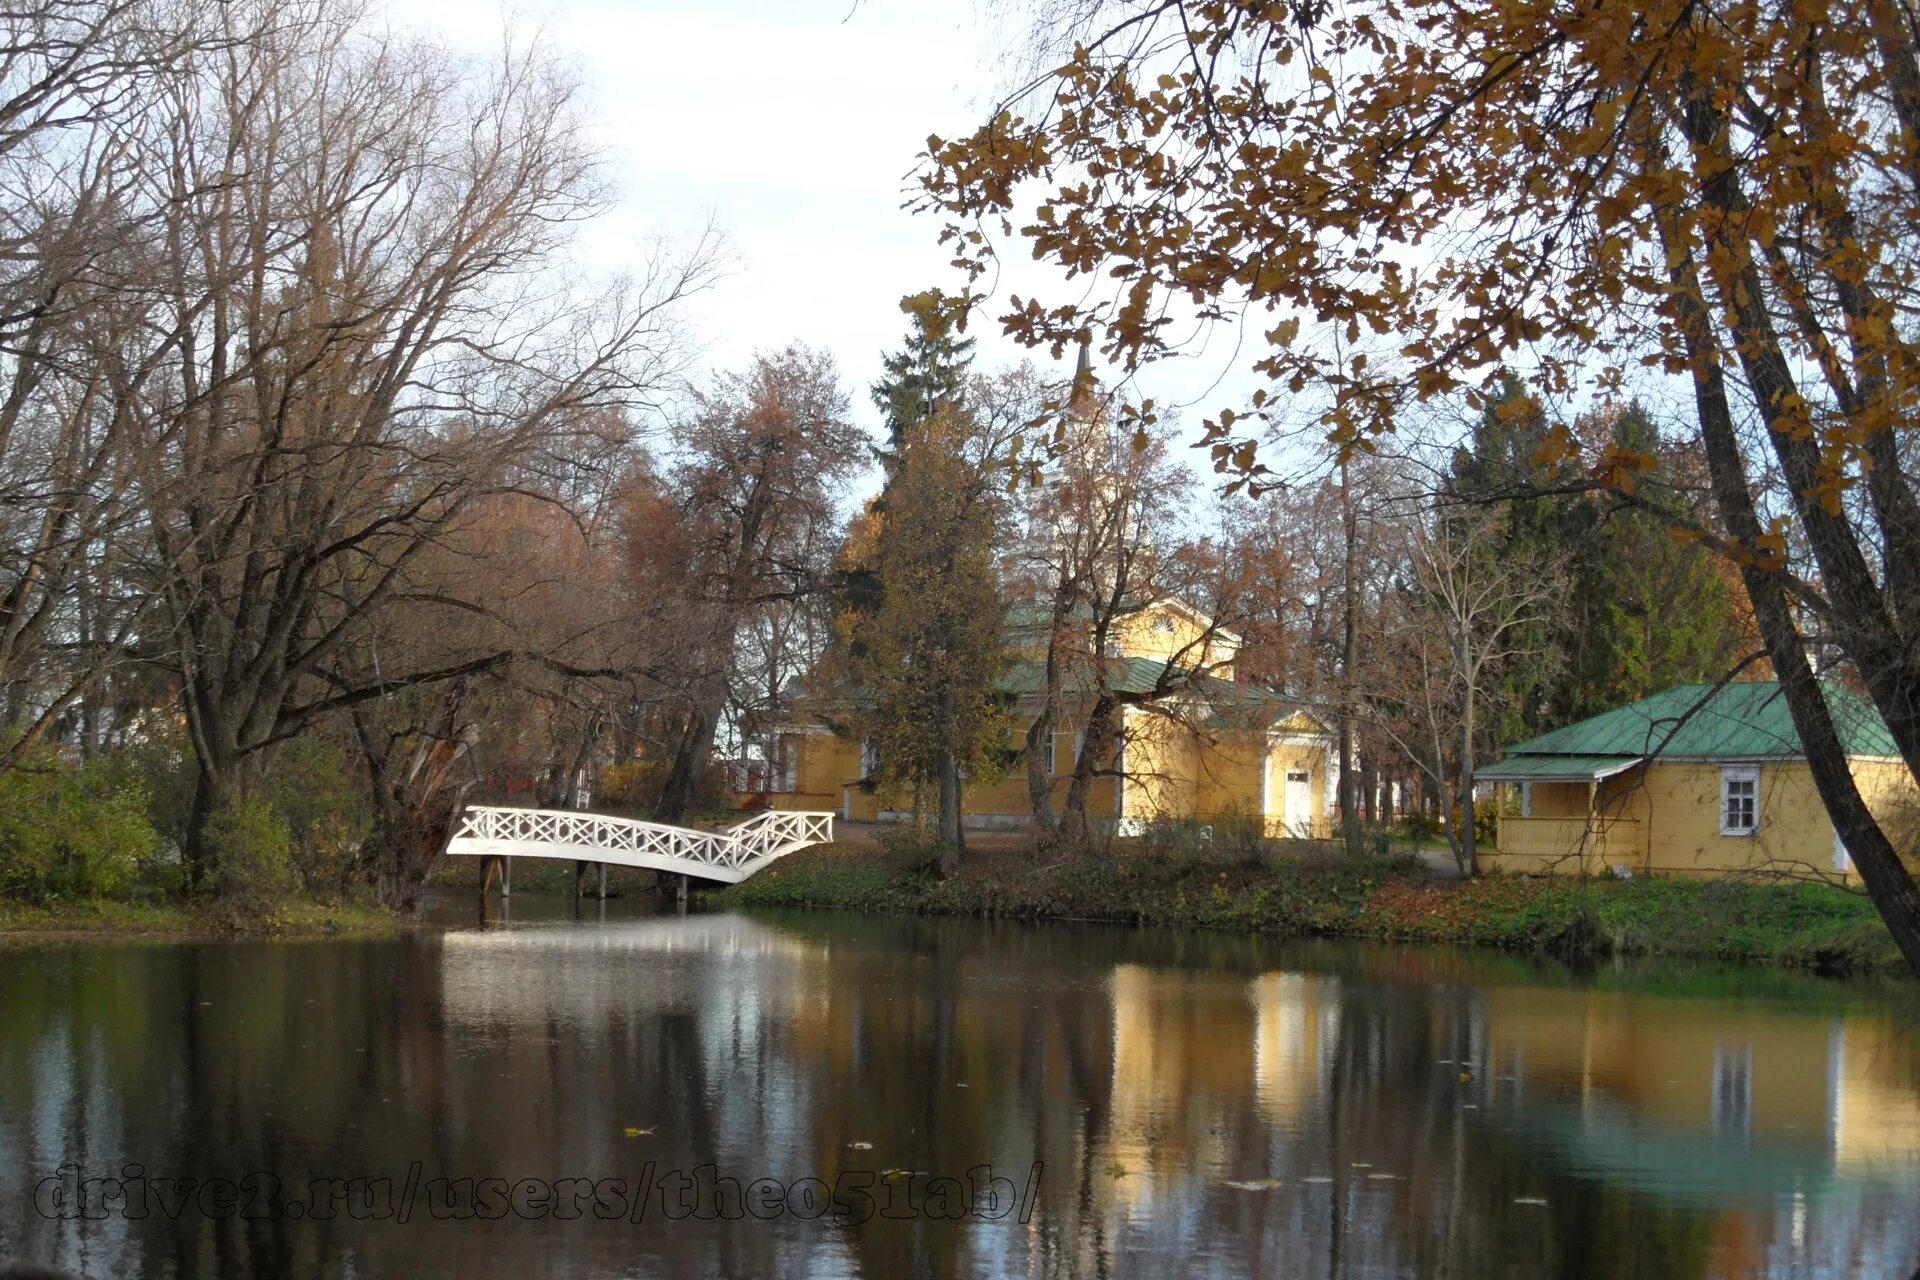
447;805;836;880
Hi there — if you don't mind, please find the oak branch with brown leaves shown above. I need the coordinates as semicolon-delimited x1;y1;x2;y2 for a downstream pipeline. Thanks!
918;0;1920;973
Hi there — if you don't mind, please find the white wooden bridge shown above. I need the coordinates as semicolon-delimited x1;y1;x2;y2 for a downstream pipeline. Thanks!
444;806;835;891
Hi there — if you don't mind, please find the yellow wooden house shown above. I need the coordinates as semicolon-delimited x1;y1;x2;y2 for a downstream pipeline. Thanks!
1477;680;1920;881
754;597;1335;837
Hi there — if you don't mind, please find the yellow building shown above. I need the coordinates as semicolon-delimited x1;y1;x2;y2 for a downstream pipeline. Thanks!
1477;680;1920;880
756;597;1335;837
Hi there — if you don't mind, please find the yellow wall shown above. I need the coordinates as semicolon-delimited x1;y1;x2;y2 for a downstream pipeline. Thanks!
1111;601;1240;675
777;704;1332;837
1490;756;1920;882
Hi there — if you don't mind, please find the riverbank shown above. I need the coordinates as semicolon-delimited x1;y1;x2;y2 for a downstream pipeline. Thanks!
0;896;410;944
710;842;1909;974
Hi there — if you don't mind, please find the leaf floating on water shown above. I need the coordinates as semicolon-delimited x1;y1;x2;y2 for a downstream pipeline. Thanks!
1458;1073;1472;1082
1366;1173;1398;1181
847;1141;874;1150
1515;1196;1549;1206
1224;1178;1285;1191
1350;1162;1372;1168
622;1126;656;1138
1302;1176;1334;1184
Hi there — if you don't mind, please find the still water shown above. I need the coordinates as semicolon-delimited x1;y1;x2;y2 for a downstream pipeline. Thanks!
2;894;1918;1278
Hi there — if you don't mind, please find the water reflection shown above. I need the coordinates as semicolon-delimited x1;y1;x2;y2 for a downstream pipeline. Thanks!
0;898;1915;1278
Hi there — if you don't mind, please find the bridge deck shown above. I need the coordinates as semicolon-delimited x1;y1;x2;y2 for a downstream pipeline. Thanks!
443;806;835;884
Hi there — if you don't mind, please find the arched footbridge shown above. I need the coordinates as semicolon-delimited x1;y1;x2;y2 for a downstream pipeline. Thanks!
444;806;835;887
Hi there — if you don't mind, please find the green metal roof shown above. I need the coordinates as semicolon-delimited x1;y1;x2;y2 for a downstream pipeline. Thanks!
1494;680;1898;764
996;655;1171;697
1475;754;1646;781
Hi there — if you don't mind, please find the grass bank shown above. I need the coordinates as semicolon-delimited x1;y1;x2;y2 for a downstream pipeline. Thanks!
0;896;410;944
710;842;1908;974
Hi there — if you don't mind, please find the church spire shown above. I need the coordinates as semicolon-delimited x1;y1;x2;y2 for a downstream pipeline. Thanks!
1068;335;1097;415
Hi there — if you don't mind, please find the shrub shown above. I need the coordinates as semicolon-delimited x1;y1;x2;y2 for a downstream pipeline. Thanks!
1399;811;1444;845
0;751;160;901
265;738;373;898
1132;815;1216;861
876;819;950;872
206;793;299;916
1206;808;1274;869
599;759;657;808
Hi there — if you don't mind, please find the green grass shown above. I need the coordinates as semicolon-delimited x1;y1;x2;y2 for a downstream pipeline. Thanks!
710;842;1909;974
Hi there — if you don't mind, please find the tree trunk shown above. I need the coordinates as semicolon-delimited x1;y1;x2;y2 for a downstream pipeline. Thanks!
936;687;964;871
1655;182;1920;976
655;700;721;824
1063;697;1118;847
1024;703;1059;835
1458;682;1478;877
1340;458;1362;857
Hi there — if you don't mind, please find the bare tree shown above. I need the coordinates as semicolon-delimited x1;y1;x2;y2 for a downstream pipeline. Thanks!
102;1;716;873
0;0;232;767
1375;504;1566;875
648;344;862;822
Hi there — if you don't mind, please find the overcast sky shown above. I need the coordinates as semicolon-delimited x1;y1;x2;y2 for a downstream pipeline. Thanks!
386;0;1280;480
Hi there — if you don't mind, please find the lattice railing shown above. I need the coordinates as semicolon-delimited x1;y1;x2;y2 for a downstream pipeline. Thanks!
446;805;836;880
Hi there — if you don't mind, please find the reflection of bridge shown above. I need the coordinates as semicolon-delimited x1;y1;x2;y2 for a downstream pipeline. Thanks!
444;806;835;888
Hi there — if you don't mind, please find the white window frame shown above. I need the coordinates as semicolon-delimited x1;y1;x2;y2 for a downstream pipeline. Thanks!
1712;1041;1754;1137
1719;765;1760;837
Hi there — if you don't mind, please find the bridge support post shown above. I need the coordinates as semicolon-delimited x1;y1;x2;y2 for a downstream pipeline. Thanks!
598;863;608;900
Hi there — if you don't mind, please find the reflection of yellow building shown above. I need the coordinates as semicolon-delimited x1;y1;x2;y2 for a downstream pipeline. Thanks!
1832;1016;1920;1169
1250;972;1341;1128
761;598;1334;837
1106;964;1259;1200
1479;681;1920;881
1478;983;1920;1170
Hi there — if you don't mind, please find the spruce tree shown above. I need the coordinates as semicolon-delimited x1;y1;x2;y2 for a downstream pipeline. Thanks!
871;307;976;465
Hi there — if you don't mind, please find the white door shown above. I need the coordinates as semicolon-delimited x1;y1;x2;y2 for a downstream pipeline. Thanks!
1285;770;1312;837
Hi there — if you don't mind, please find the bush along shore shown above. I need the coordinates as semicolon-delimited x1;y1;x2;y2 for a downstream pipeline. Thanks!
709;840;1910;975
0;736;409;943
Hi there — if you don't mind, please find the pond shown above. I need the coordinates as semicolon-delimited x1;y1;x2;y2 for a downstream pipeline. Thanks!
2;894;1918;1278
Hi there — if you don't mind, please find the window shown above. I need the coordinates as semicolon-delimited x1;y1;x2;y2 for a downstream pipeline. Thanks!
1712;1042;1753;1138
860;737;880;780
1153;615;1177;635
1834;827;1852;873
1720;766;1759;836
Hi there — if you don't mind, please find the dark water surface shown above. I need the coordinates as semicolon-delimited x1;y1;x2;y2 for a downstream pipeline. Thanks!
2;893;1918;1278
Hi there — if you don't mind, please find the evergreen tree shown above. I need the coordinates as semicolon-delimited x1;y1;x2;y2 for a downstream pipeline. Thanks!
871;305;976;463
1554;405;1744;719
843;404;1009;870
1452;381;1746;736
838;302;979;637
